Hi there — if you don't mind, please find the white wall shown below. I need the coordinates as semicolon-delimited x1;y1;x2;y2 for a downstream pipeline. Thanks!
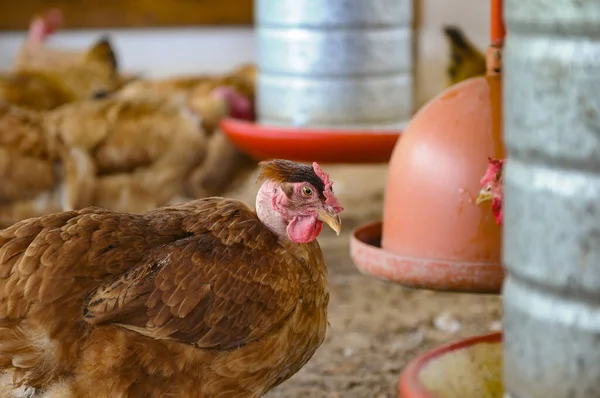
0;27;256;78
0;0;490;107
416;0;490;106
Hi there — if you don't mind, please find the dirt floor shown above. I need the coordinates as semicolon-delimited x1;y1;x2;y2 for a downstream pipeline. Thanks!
229;163;503;398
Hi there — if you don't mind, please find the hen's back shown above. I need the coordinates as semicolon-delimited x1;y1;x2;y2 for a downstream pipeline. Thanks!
0;201;214;386
0;207;188;320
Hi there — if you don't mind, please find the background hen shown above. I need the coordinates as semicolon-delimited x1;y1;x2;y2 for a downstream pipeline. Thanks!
0;159;343;398
0;10;258;226
119;67;258;200
0;91;208;228
1;37;121;111
14;9;83;71
1;9;259;223
476;157;504;225
0;103;63;228
13;9;137;90
0;103;55;203
443;25;486;87
49;90;209;210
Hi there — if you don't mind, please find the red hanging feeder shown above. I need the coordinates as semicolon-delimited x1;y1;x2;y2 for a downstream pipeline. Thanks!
219;118;401;164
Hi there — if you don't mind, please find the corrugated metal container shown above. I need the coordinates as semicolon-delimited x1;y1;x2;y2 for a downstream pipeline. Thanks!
255;0;413;128
503;0;600;397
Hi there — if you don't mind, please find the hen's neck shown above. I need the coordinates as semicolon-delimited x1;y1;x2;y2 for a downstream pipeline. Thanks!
256;181;288;238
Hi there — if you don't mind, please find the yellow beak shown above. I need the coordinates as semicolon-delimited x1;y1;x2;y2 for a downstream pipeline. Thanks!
317;209;342;236
476;188;493;205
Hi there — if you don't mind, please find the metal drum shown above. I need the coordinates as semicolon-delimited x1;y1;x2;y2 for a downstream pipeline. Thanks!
255;0;413;128
503;0;600;397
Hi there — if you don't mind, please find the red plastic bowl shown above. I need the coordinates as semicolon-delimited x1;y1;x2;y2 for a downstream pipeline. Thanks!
350;221;505;294
400;332;503;398
220;118;401;163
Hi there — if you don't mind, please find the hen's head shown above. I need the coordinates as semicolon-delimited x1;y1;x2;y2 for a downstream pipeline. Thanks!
210;86;255;121
255;159;344;244
476;157;504;225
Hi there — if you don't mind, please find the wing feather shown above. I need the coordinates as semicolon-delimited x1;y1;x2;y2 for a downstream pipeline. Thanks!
83;200;304;350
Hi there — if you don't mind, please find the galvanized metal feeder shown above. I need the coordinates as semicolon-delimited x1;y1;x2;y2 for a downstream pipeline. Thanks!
221;0;413;163
502;0;600;396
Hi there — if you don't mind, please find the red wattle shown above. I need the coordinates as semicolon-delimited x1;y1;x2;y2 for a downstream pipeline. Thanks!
286;216;322;243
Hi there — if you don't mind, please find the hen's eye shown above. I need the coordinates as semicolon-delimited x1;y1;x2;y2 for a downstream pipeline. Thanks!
92;90;110;99
302;186;313;196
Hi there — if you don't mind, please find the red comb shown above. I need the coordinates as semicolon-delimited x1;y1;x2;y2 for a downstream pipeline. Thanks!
28;9;63;43
479;157;504;226
480;157;504;187
312;162;344;213
210;86;254;120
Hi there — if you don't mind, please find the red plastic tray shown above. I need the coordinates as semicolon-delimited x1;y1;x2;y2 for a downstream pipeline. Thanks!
220;118;401;163
399;332;503;398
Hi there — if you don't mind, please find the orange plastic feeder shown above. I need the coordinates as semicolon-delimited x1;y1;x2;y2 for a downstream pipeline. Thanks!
350;0;506;293
350;221;504;293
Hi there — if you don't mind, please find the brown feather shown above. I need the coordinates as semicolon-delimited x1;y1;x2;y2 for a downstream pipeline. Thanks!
82;203;302;351
0;196;330;397
0;37;121;112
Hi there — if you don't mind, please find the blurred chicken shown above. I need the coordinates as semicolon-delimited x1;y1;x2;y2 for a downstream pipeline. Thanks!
122;64;255;98
184;131;257;200
14;9;79;71
0;92;207;228
0;103;56;204
180;84;258;199
14;8;137;88
3;8;257;220
1;36;121;111
476;157;504;225
0;159;344;398
443;26;487;87
119;65;259;200
47;92;207;211
120;64;256;136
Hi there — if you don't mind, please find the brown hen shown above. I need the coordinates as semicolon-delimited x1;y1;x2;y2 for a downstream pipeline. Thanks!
1;36;120;111
0;103;55;203
0;92;206;228
120;63;256;136
45;91;207;212
13;9;136;89
0;103;63;228
119;65;259;200
0;159;343;398
443;26;486;87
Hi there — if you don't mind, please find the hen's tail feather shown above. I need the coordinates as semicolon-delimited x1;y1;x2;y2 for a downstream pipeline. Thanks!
443;25;486;86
